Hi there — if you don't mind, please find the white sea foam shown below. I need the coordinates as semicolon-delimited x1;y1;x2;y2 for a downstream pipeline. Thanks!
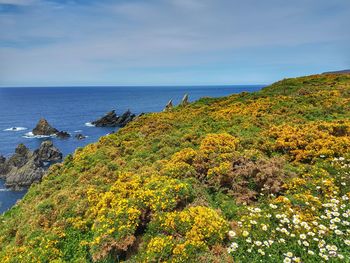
85;122;95;127
0;188;10;192
22;132;52;139
3;127;28;132
74;130;82;133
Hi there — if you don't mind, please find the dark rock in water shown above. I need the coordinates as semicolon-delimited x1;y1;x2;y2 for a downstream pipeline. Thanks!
180;94;189;106
75;133;86;140
92;110;119;127
163;99;173;111
56;131;70;139
32;118;70;139
32;118;58;135
91;109;136;127
0;141;62;190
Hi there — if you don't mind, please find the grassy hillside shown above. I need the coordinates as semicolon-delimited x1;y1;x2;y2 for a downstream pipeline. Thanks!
1;73;350;262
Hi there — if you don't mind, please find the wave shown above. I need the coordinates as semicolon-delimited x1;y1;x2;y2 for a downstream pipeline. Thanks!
85;122;95;127
0;188;10;192
3;127;28;132
74;130;82;133
22;132;52;139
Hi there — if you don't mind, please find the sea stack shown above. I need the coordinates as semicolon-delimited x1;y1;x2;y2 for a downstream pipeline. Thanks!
32;118;59;136
32;118;70;138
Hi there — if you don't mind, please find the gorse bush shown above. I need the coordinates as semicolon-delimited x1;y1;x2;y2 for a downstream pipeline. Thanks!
268;120;350;162
0;73;350;262
144;206;228;262
87;173;194;261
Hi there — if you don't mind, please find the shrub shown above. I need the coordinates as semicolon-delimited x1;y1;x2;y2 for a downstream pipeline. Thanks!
87;172;194;261
143;206;228;262
267;120;350;162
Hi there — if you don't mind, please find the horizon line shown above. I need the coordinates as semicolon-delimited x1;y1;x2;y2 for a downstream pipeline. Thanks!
0;83;268;89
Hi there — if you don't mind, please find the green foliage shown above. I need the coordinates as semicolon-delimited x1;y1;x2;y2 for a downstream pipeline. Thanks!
0;73;350;262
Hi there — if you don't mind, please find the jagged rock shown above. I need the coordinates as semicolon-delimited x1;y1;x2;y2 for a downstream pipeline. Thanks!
117;110;136;127
75;134;86;140
0;155;6;176
163;99;173;111
32;118;58;135
7;144;31;168
34;141;62;163
180;94;189;106
4;162;44;190
91;110;136;127
92;110;118;127
32;118;70;139
56;131;70;139
0;141;62;190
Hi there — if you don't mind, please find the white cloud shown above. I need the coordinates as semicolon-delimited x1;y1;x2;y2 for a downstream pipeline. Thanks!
0;0;349;86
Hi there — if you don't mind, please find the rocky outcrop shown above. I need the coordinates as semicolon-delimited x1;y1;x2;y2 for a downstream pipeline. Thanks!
32;118;58;135
118;110;136;127
180;94;189;106
0;141;62;190
92;110;118;127
75;134;86;140
56;131;70;139
33;141;62;163
91;110;136;127
0;155;6;175
163;94;189;110
163;99;173;111
32;118;70;138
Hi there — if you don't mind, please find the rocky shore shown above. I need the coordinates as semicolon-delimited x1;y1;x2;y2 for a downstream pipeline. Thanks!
0;141;62;190
1;102;185;190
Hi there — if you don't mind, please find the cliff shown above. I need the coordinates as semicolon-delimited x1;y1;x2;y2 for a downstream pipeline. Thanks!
0;73;349;262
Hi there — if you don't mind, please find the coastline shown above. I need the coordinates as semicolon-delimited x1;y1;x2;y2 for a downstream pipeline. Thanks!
0;85;263;214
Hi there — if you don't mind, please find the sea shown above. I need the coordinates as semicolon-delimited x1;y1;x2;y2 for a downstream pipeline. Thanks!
0;85;264;213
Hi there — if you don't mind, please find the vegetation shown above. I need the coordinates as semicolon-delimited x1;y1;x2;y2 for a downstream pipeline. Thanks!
1;73;350;262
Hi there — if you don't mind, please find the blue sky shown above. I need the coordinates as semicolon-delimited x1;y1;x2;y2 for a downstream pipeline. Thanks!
0;0;349;86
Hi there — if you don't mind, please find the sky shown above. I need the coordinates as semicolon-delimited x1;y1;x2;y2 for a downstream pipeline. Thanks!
0;0;349;86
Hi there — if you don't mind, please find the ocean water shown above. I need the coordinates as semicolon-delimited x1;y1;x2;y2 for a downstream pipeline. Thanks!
0;85;263;213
